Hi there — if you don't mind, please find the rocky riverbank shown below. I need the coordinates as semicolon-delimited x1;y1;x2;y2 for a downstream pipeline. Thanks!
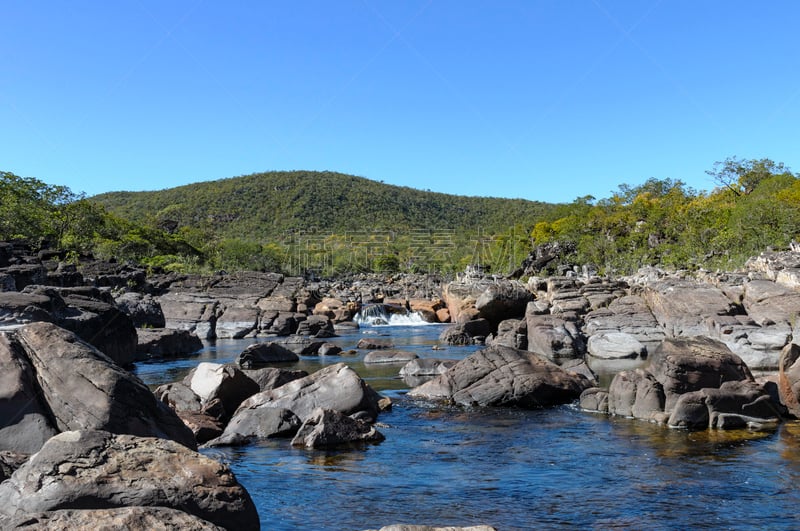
3;240;800;529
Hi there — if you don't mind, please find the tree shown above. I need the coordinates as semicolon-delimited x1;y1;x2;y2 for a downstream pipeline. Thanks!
706;157;794;197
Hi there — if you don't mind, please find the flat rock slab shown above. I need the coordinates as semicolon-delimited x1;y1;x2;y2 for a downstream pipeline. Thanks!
363;350;419;364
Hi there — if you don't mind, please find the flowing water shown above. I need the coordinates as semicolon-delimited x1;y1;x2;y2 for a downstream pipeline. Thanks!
134;323;800;530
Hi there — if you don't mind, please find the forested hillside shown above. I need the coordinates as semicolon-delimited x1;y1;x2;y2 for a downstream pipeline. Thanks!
3;158;799;277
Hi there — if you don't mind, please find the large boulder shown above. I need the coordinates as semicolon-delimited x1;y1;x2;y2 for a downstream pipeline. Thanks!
236;363;384;423
184;363;260;421
206;407;301;447
643;279;740;338
587;332;647;360
159;292;219;340
778;343;800;417
115;292;166;328
399;358;458;377
407;345;591;408
648;336;754;412
14;322;196;450
295;314;336;337
474;280;534;325
242;367;308;392
290;408;385;449
363;350;419;364
487;318;527;350
215;305;258;339
583;294;665;354
135;328;203;360
439;318;492;346
0;430;258;530
607;368;665;421
525;313;584;359
441;279;493;324
0;334;58;453
668;380;781;430
237;342;300;368
4;507;225;530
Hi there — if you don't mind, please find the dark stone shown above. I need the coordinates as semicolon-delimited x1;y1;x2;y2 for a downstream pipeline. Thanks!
237;342;299;368
290;408;384;449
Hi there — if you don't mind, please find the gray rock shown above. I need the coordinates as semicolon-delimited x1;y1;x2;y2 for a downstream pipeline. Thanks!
0;430;258;530
487;318;527;350
587;332;647;360
3;507;224;530
135;328;203;360
439;318;492;346
583;294;665;354
643;279;739;338
579;387;609;413
607;368;665;421
474;280;534;325
184;363;260;420
295;314;336;337
215;305;258;339
236;362;384;422
363;350;419;364
649;336;754;412
115;292;166;328
159;292;219;340
525;313;584;359
206;407;301;447
0;333;58;453
399;358;458;377
242;367;308;392
407;345;591;408
668;380;780;429
778;343;800;417
16;322;196;450
291;408;384;449
237;342;299;368
357;337;395;350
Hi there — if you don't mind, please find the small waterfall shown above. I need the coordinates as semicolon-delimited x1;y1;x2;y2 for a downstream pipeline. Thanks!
354;303;431;327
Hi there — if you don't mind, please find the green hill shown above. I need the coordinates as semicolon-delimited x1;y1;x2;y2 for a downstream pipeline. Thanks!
92;170;558;241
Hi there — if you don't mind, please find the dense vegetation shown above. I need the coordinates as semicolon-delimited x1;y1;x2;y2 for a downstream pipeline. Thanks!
2;159;799;277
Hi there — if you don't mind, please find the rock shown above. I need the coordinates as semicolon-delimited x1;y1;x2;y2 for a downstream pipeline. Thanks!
741;279;800;326
318;342;343;356
399;358;458;376
0;430;258;530
56;293;138;366
668;380;781;429
607;369;665;421
0;451;29;483
263;311;297;335
236;363;384;422
295;314;336;337
408;298;444;323
407;345;591;408
177;411;225;444
215;305;258;339
155;381;203;413
159;292;219;340
363;350;419;364
4;507;225;530
648;336;754;412
135;328;203;360
184;363;260;421
579;387;609;413
357;337;395;350
0;333;58;453
276;335;325;355
525;313;584;359
205;407;300;447
487;318;527;350
290;408;384;449
778;343;800;417
442;279;494;324
474;280;534;325
439;318;492;346
237;342;300;368
587;332;647;360
115;292;166;328
242;367;308;392
312;298;356;322
0;292;54;326
15;322;196;451
643;279;740;338
2;264;46;291
583;294;666;354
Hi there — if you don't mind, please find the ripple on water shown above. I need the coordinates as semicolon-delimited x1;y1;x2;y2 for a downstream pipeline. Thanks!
140;330;800;531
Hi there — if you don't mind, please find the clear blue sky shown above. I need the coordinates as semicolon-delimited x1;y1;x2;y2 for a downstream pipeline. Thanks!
2;1;799;203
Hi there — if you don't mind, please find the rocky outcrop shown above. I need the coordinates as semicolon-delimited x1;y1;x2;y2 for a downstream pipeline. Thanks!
206;407;301;447
643;279;740;338
408;345;591;408
583;295;665;355
525;313;584;360
439;318;492;346
583;336;780;429
486;318;527;350
0;430;258;530
159;292;219;340
586;332;647;360
4;322;196;452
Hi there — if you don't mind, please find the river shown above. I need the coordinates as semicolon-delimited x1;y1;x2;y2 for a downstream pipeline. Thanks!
133;323;800;530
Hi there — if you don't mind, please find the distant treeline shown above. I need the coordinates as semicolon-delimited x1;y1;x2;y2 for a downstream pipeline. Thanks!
2;158;798;276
